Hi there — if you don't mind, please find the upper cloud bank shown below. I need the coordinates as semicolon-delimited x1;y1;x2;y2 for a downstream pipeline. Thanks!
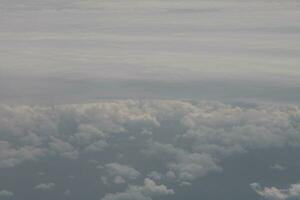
1;0;300;105
1;100;300;197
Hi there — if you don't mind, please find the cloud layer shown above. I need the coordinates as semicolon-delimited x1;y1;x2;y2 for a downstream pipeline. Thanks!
1;100;300;198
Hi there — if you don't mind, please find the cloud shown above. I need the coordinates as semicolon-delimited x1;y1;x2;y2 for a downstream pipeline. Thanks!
0;190;14;198
147;171;162;181
270;164;286;171
0;100;162;167
0;140;44;168
1;0;300;198
142;178;174;196
251;182;300;200
48;138;79;159
37;172;45;176
1;100;300;196
105;163;141;182
143;142;221;182
64;189;71;196
101;178;174;200
34;183;55;191
177;103;300;164
114;176;126;184
84;140;108;153
71;124;105;146
1;0;300;107
180;181;191;187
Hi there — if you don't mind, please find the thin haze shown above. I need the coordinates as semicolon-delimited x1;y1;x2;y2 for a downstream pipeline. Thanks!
1;0;300;104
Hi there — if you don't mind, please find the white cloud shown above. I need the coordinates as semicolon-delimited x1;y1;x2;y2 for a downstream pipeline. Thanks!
105;163;141;181
180;103;300;157
84;140;108;153
0;190;14;198
0;140;44;168
1;100;300;195
251;182;300;200
71;124;105;146
37;172;45;176
144;142;221;182
101;178;174;200
147;171;162;181
48;138;79;159
270;164;286;171
142;178;174;196
114;176;126;184
101;177;109;185
64;189;71;196
180;181;191;187
34;182;55;191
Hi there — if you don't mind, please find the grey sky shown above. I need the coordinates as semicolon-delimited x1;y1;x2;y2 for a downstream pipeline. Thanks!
1;0;300;104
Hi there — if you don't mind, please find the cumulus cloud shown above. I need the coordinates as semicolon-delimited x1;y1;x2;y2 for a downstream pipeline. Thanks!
1;0;300;198
105;163;141;183
71;124;105;146
48;138;79;159
180;103;300;157
34;183;55;191
251;182;300;200
147;171;162;181
270;164;286;171
1;100;300;196
143;142;221;182
84;140;108;153
114;176;126;184
0;141;44;168
0;190;14;198
101;178;174;200
0;100;162;167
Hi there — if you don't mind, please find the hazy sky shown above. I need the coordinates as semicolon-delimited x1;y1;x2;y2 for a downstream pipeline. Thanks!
1;1;300;200
1;0;300;104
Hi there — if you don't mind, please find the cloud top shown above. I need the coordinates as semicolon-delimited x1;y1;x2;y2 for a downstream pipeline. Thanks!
1;100;300;197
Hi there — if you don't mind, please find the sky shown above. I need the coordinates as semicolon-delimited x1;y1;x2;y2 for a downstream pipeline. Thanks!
1;1;300;200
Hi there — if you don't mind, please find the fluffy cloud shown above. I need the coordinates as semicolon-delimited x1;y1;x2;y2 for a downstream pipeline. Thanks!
101;178;174;200
147;171;162;181
180;103;300;157
143;142;221;182
34;183;55;191
0;190;14;198
84;140;108;153
0;141;44;168
1;100;300;196
0;100;163;167
270;164;286;171
48;138;79;159
104;163;141;183
251;182;300;200
70;124;105;146
114;176;126;184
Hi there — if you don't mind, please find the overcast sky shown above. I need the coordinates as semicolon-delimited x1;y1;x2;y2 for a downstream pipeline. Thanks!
1;1;300;200
1;0;300;104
